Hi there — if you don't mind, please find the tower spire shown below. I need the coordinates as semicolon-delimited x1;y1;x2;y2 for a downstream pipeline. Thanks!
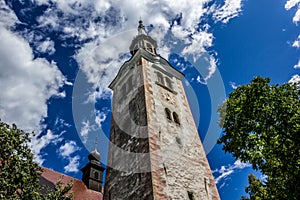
138;19;146;35
94;136;98;151
129;19;157;55
81;136;105;192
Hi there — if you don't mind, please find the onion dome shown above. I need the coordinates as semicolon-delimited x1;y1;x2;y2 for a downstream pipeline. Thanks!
88;147;100;161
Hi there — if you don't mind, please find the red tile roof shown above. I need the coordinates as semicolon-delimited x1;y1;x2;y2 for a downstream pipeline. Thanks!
40;167;103;200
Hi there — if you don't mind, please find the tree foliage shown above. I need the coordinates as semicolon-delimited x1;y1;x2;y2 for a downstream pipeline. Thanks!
218;77;300;199
0;120;73;200
43;180;73;200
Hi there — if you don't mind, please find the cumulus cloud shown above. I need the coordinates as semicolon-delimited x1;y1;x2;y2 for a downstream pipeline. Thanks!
80;120;91;137
0;26;64;131
294;59;300;69
285;0;300;23
58;141;81;157
0;3;65;165
30;130;63;164
0;1;18;27
195;57;218;84
23;0;243;101
95;109;109;126
58;141;81;173
36;38;56;55
75;32;133;100
213;0;243;23
213;159;251;184
292;35;300;48
64;155;80;173
181;31;214;62
289;74;300;84
0;0;244;164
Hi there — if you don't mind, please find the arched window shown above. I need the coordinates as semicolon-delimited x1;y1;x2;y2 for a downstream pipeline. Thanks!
157;72;164;85
165;108;172;121
187;191;195;200
173;112;180;125
165;77;172;89
94;171;99;179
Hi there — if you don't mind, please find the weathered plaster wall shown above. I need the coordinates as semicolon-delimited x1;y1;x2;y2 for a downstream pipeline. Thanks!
104;53;219;200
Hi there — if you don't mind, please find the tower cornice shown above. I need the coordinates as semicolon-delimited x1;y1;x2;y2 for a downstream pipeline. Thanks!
109;48;184;90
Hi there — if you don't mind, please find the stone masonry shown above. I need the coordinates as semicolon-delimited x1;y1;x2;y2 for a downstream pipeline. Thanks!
104;21;220;200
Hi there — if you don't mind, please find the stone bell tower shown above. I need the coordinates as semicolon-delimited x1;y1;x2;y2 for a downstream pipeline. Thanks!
81;146;105;192
104;20;220;200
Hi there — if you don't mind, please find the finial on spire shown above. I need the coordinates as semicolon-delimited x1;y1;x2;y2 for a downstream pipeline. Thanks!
138;19;146;35
88;136;101;161
94;136;98;150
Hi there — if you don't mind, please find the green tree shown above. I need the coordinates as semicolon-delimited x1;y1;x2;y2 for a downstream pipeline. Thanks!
43;180;73;200
218;77;300;200
0;120;73;200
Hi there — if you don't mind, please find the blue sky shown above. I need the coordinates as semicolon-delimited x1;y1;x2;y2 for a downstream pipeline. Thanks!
0;0;299;199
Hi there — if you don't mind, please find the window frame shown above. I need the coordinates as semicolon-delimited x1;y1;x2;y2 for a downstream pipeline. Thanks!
173;112;180;125
165;108;172;121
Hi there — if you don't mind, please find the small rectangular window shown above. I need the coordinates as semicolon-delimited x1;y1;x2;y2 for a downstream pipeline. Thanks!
157;72;164;85
146;42;153;53
165;77;172;89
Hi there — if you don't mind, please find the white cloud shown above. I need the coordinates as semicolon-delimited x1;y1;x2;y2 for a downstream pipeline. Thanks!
289;74;300;83
64;80;73;86
36;38;56;55
213;159;251;184
80;120;95;144
58;140;81;173
27;0;243;101
30;130;63;164
285;0;300;23
195;57;218;84
0;5;64;165
64;155;80;173
0;1;244;101
54;91;66;98
95;110;108;126
181;31;214;62
214;167;234;184
54;118;71;129
0;1;19;28
205;57;218;81
292;35;300;48
75;32;133;100
294;59;300;69
0;26;64;131
229;81;238;89
0;1;244;164
58;141;81;157
80;120;91;137
213;0;243;23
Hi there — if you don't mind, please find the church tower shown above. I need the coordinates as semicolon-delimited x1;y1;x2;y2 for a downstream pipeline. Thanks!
104;20;220;200
81;146;105;192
